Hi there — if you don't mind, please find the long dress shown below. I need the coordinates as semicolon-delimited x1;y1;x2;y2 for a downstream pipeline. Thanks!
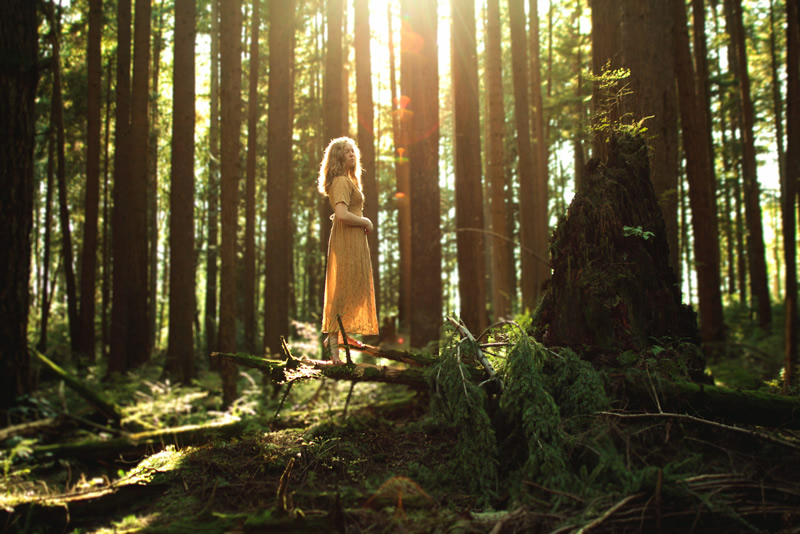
322;175;379;337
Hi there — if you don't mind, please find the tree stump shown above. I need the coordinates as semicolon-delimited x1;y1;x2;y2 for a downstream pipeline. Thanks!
532;133;702;376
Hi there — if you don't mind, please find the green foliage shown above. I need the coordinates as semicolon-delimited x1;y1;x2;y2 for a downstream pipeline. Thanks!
427;336;498;502
623;225;654;240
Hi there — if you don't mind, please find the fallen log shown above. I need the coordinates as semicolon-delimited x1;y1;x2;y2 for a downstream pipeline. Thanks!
32;417;245;461
211;352;437;388
32;349;123;425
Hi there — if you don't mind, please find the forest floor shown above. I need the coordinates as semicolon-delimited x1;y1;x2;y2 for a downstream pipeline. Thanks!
2;308;800;533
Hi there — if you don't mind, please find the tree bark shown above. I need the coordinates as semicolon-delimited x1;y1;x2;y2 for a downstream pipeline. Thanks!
673;0;726;349
38;109;56;353
402;0;442;348
77;0;103;361
485;0;513;321
529;0;550;308
452;0;488;335
264;0;295;360
165;0;196;384
0;0;37;410
783;0;799;388
219;0;243;406
47;4;80;354
244;0;261;354
724;0;772;329
589;0;621;162
620;0;680;281
508;0;538;312
355;0;380;321
205;0;220;360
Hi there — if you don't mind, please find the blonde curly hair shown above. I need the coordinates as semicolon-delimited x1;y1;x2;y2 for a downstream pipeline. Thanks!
317;136;362;195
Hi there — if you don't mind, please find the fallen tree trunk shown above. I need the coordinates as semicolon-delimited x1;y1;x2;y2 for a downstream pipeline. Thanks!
32;418;245;461
33;349;123;425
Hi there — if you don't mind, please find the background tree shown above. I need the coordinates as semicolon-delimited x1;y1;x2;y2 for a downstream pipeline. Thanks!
589;0;622;163
205;0;220;359
77;0;103;360
403;0;442;348
724;0;771;329
673;0;725;348
452;0;488;334
264;0;296;357
355;0;380;319
0;0;37;410
508;0;538;312
219;0;243;406
165;0;196;384
485;0;513;320
784;0;799;388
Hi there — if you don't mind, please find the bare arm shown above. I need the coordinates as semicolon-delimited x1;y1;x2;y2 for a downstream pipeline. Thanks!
334;202;374;233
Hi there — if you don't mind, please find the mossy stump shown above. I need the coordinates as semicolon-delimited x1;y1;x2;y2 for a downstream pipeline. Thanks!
532;133;702;375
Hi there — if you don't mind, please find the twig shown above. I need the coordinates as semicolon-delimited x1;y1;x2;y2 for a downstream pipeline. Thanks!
277;458;295;515
599;411;800;452
336;315;353;365
342;381;356;419
577;493;644;533
272;381;294;427
446;316;504;391
522;480;584;503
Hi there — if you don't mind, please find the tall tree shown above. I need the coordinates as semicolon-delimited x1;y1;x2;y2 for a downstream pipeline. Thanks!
452;0;487;334
0;0;37;410
673;0;725;348
148;2;165;352
319;0;345;316
165;0;196;384
77;0;103;360
48;4;80;353
38;118;55;353
205;0;220;358
219;0;243;405
620;0;679;280
783;0;799;388
389;5;412;329
724;0;771;329
508;0;537;311
529;0;550;305
355;0;380;319
402;0;441;348
244;0;261;353
264;0;295;357
589;0;622;163
485;0;513;320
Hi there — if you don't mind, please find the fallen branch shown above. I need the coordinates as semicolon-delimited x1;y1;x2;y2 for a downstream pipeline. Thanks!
446;316;503;391
32;418;245;461
32;349;124;425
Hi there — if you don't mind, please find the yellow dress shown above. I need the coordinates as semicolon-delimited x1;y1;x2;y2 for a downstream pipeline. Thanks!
322;175;379;337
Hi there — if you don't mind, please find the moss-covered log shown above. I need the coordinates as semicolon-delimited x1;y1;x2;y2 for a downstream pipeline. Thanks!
32;418;245;460
532;133;703;378
33;349;124;424
212;351;435;388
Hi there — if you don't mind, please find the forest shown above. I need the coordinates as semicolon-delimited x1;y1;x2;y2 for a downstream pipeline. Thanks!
1;0;799;531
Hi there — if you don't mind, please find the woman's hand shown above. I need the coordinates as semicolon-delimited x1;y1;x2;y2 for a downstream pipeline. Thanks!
362;217;374;233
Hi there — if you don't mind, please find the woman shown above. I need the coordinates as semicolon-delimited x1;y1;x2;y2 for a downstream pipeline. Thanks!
318;137;378;363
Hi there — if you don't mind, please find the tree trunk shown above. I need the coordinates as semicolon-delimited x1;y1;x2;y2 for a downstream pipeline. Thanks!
388;5;412;330
529;0;550;308
165;0;196;384
589;0;621;163
485;0;513;321
355;0;380;322
77;0;103;361
264;0;295;358
620;0;680;281
725;0;772;329
244;0;261;354
219;0;243;406
452;0;488;335
148;2;165;354
101;58;113;361
48;4;80;354
0;0;37;410
673;0;726;349
38;114;55;353
402;0;442;348
783;0;799;388
205;0;220;360
508;0;538;312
